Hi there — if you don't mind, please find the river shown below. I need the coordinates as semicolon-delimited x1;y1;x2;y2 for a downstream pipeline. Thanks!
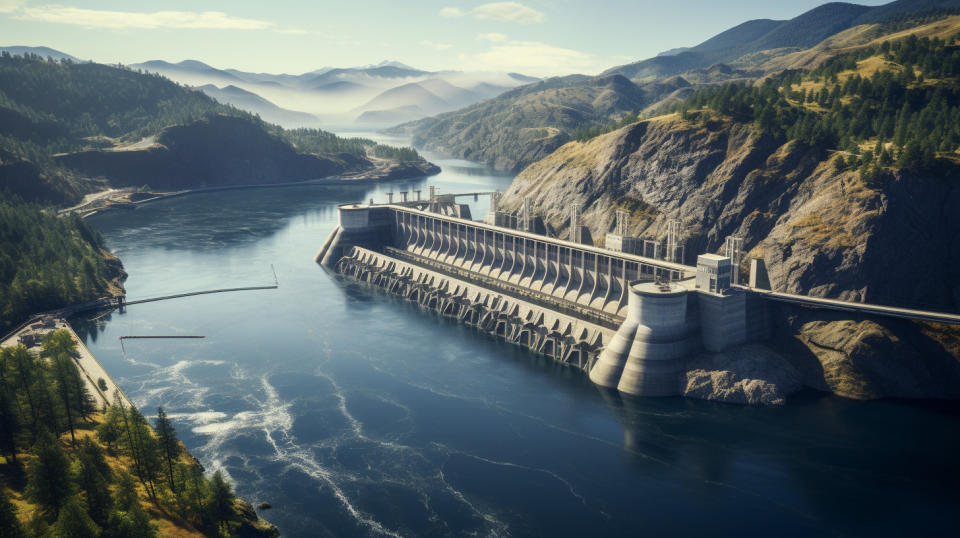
75;154;960;537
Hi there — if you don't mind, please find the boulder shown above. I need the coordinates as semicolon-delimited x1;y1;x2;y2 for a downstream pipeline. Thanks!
682;344;803;405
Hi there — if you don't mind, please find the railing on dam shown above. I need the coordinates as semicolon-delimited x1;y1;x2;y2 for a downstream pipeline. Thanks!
382;205;696;319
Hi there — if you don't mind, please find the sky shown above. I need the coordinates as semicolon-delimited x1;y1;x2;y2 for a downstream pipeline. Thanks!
0;0;894;76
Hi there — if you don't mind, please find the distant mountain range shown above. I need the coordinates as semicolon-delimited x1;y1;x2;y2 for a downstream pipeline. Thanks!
393;0;960;172
603;0;960;81
127;58;539;128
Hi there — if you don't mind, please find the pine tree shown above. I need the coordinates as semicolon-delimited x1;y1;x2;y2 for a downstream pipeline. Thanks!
123;407;161;499
112;471;140;512
76;438;113;526
5;346;40;434
154;407;181;494
104;503;157;538
49;497;100;537
97;402;124;454
207;470;237;535
25;430;73;515
0;385;19;463
49;352;79;445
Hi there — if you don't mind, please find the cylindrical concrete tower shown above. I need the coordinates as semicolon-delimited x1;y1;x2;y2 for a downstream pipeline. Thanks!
317;203;393;267
589;282;696;396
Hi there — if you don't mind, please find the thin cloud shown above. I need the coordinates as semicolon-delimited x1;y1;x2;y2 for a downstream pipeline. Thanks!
441;2;543;24
439;7;465;18
15;6;275;30
0;0;24;14
421;39;453;51
462;39;595;76
477;32;508;42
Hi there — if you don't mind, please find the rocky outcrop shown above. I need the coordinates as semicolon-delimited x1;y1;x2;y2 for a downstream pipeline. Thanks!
500;116;960;313
502;115;960;402
773;308;960;400
234;498;281;538
682;344;803;405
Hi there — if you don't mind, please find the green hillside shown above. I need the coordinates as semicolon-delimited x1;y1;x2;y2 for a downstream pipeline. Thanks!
391;74;664;172
669;32;960;182
0;201;123;332
0;332;269;537
0;53;423;205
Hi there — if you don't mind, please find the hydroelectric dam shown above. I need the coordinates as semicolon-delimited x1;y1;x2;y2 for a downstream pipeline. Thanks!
317;192;960;398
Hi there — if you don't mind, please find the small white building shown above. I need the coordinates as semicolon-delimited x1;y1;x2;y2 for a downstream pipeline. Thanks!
696;254;732;294
605;233;642;254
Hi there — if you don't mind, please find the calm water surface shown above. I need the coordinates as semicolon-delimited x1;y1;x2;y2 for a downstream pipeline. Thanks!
76;156;960;537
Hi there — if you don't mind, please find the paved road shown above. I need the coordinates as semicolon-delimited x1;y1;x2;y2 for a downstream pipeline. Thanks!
1;317;133;409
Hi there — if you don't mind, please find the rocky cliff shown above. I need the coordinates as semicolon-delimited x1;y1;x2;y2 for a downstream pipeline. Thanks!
500;115;960;402
502;115;960;312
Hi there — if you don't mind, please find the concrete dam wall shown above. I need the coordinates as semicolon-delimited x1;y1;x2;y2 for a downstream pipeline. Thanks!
319;202;770;397
336;247;612;370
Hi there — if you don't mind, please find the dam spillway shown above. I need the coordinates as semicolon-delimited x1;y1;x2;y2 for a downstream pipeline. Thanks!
318;200;776;397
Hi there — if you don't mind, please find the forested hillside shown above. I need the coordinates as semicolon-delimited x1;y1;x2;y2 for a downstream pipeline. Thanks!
0;331;271;536
0;53;427;205
602;0;960;82
0;201;123;332
670;33;960;181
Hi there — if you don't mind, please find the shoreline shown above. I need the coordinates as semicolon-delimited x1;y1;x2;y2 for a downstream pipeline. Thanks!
69;161;441;218
0;314;281;536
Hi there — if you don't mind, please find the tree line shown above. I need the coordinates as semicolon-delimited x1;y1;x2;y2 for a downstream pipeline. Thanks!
0;330;241;536
284;128;424;162
671;33;960;183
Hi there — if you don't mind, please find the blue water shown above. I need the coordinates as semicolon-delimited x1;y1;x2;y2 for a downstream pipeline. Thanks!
75;157;960;537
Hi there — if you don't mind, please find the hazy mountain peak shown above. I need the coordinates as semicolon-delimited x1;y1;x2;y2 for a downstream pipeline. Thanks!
365;60;420;70
0;46;79;62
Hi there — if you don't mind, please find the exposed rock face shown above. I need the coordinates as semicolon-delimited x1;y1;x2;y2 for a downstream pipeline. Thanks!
682;344;803;405
501;116;960;312
234;498;281;538
776;309;960;400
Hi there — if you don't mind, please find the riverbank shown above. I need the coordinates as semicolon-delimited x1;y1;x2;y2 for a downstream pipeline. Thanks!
63;158;440;218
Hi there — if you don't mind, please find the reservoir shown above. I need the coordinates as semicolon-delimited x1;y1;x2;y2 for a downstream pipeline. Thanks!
76;155;960;537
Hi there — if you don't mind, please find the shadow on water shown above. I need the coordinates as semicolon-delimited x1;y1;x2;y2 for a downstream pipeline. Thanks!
71;311;113;344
